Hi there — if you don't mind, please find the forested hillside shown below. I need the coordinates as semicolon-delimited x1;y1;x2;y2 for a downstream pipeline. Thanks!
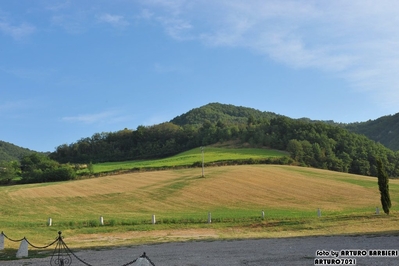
345;113;399;151
50;103;399;178
0;141;36;162
171;102;280;125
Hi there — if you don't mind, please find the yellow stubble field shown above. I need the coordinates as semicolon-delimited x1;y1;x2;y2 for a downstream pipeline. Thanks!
1;165;398;248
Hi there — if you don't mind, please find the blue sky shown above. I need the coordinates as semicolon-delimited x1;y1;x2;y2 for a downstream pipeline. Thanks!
1;0;399;152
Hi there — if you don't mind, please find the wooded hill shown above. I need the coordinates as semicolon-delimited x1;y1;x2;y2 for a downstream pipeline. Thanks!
48;103;399;178
345;113;399;151
170;103;280;125
0;140;36;163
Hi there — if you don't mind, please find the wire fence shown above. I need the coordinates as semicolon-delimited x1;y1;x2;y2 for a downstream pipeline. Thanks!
0;231;155;265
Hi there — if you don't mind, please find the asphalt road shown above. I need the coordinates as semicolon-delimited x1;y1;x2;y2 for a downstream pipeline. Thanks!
2;235;398;265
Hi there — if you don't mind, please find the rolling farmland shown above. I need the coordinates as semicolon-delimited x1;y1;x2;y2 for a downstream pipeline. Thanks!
1;164;398;249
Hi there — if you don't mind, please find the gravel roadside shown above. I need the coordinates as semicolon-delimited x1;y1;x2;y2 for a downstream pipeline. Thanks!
2;235;398;265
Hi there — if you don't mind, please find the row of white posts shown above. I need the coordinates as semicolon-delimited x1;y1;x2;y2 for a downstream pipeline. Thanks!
0;233;28;258
0;207;382;259
44;207;381;226
47;214;209;226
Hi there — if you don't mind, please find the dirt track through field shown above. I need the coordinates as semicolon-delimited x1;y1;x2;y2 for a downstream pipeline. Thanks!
2;234;398;265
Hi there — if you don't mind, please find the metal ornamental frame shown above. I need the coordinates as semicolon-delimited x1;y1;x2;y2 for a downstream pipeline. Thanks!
1;231;156;266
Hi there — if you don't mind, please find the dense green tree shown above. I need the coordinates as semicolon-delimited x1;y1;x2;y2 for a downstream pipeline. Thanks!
377;158;391;214
20;154;76;183
88;161;94;175
287;140;304;162
0;160;20;184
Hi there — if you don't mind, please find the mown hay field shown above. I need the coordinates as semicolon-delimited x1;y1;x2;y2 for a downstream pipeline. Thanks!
1;165;399;248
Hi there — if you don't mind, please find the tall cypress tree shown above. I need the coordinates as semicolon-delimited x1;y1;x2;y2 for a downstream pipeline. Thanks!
376;159;391;214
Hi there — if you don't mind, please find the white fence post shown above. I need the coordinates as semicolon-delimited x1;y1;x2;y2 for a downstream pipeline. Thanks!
48;217;52;226
375;207;380;215
0;232;4;250
208;212;212;224
100;216;104;226
261;210;265;220
16;238;28;258
317;208;321;217
152;214;156;224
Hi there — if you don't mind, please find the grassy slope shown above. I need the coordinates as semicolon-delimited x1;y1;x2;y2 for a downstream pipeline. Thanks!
1;165;398;249
85;147;288;173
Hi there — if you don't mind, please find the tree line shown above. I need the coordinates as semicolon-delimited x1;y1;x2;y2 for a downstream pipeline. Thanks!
2;103;399;185
0;153;76;184
49;116;399;178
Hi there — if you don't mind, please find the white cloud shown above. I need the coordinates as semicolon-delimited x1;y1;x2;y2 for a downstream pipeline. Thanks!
139;0;399;109
62;110;128;125
137;9;154;20
0;19;35;39
156;16;192;40
141;0;187;16
51;12;88;34
98;13;129;27
45;0;71;11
